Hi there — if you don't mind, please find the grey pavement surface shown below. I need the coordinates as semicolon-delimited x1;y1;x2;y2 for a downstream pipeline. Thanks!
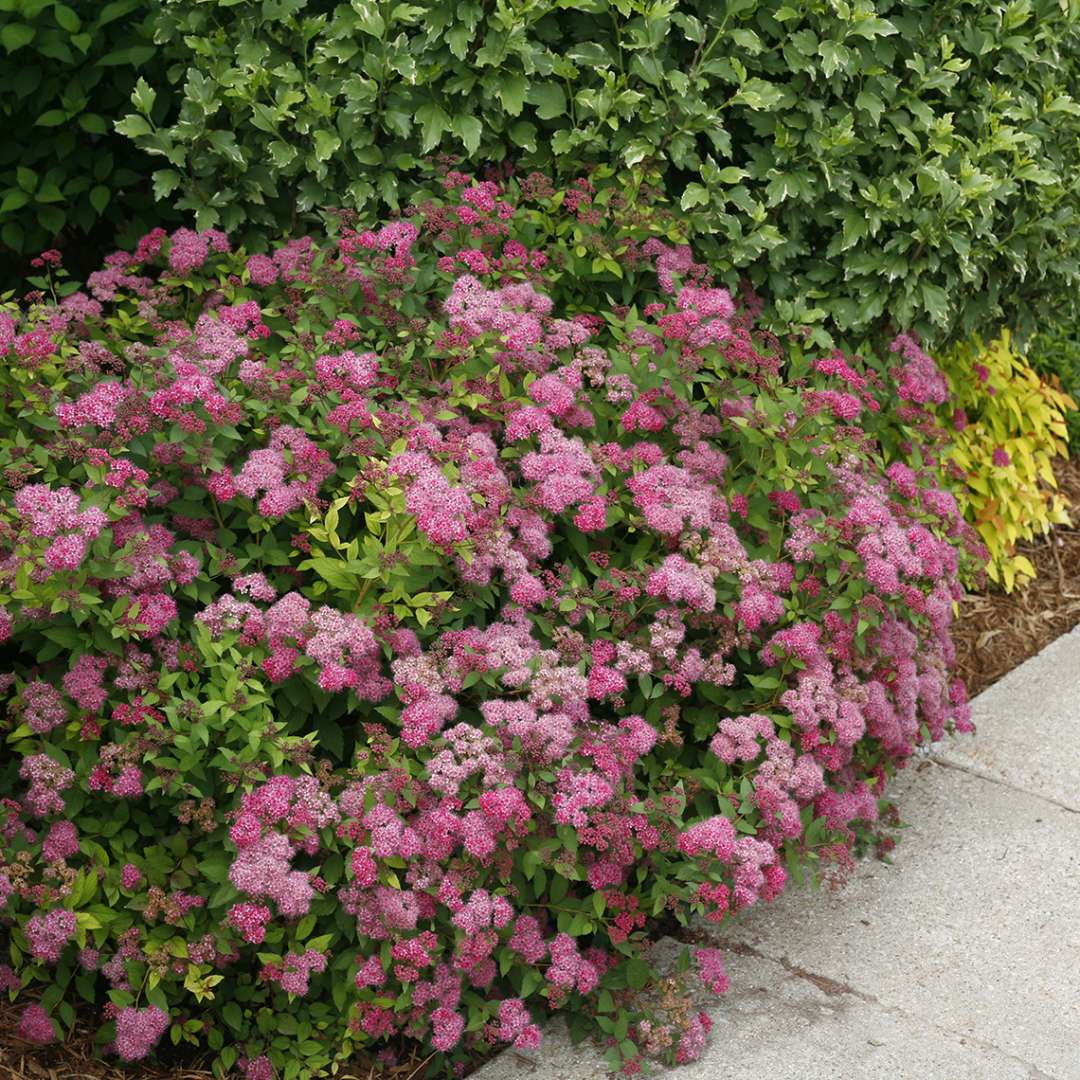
477;627;1080;1080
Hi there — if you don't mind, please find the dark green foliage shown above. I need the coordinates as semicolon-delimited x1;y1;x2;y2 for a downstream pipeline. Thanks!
120;0;1080;343
0;0;168;273
1026;319;1080;447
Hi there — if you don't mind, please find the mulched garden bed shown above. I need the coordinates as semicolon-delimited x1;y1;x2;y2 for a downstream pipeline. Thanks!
4;458;1080;1080
953;455;1080;698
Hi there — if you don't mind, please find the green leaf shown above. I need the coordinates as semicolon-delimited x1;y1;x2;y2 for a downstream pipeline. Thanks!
415;102;451;152
446;23;473;60
681;183;709;211
625;958;650;990
527;82;566;120
37;205;65;235
351;0;385;36
114;114;151;138
16;167;37;193
313;129;341;161
508;120;536;151
1;23;34;52
817;40;850;78
208;130;246;168
452;114;482;154
78;113;108;135
920;280;949;326
497;72;527;116
731;78;785;111
1;221;24;251
840;209;867;251
35;109;67;127
855;90;884;124
53;3;80;31
89;185;110;214
0;190;30;213
131;76;157;116
152;169;181;200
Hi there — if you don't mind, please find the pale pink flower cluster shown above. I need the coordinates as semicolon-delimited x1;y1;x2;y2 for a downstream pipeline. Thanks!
304;606;387;696
710;713;774;763
695;947;729;995
234;425;334;516
113;1005;170;1061
62;654;110;711
444;275;551;357
26;908;76;963
678;816;736;861
497;997;541;1049
229;832;314;917
20;754;74;817
55;380;136;430
627;463;721;535
228;902;273;944
646;554;716;612
42;820;79;861
519;428;599;513
13;484;108;572
388;451;472;547
270;949;327;996
20;680;67;734
167;227;229;274
546;933;599;995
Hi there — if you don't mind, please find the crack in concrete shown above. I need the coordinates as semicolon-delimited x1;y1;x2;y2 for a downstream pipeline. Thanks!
725;941;857;998
928;755;1080;815
724;940;1063;1079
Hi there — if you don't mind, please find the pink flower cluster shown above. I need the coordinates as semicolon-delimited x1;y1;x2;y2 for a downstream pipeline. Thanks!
233;425;335;516
265;949;327;996
228;776;339;918
26;908;77;963
13;484;108;571
17;1003;56;1044
890;332;949;405
113;1006;170;1061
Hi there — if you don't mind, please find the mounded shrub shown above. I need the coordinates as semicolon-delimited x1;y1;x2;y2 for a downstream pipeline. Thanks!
0;171;979;1078
0;0;167;271
121;0;1080;342
933;331;1074;591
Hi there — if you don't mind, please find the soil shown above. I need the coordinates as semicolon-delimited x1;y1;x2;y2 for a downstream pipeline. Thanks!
4;461;1080;1080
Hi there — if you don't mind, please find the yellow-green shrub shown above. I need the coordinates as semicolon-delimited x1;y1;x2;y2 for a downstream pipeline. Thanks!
936;330;1075;591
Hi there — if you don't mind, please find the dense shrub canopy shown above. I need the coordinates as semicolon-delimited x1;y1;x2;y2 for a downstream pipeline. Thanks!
1027;316;1080;447
2;172;978;1077
120;0;1080;343
933;331;1074;591
0;0;166;262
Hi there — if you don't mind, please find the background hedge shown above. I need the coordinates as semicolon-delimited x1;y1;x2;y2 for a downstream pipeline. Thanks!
5;0;1080;344
107;0;1080;344
0;0;170;271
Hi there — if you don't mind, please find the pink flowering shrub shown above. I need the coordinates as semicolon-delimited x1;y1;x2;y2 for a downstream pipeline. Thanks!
0;170;979;1077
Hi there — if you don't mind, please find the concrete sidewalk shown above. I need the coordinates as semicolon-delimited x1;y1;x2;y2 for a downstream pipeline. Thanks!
477;627;1080;1080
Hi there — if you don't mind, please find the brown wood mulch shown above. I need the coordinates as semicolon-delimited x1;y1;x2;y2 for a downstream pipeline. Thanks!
3;461;1080;1080
952;455;1080;697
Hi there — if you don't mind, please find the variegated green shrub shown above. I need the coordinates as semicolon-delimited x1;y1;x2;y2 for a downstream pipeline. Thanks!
118;0;1080;343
